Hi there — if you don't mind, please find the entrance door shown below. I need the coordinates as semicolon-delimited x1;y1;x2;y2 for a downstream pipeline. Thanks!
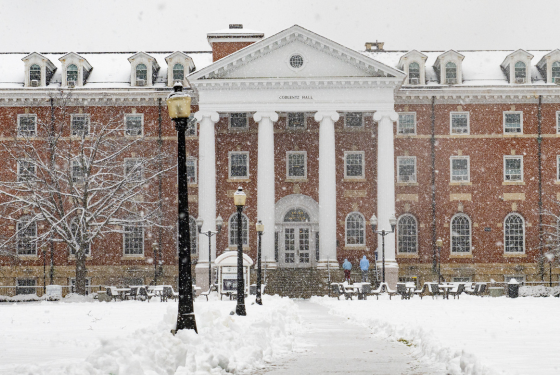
280;207;315;268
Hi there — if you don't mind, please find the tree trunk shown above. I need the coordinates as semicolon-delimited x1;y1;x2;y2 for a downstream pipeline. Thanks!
75;244;88;295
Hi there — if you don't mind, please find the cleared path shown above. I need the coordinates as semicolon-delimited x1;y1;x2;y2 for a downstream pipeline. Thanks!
252;301;445;375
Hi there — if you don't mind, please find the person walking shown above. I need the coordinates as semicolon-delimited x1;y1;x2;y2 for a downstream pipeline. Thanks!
342;258;352;283
359;255;370;282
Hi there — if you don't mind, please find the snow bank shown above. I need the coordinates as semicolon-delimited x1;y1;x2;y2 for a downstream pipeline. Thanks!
1;295;299;375
312;295;560;375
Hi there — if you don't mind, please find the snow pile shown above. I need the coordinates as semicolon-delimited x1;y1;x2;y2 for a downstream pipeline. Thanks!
0;293;43;302
1;295;299;375
312;295;560;375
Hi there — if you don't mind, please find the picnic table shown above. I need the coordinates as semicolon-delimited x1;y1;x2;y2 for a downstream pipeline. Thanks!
438;284;454;299
114;287;131;299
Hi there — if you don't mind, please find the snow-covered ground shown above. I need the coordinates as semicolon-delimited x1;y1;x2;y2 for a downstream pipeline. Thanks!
313;295;560;375
0;294;299;375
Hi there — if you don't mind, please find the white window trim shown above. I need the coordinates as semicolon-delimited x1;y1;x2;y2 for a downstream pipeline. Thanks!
228;212;249;247
17;114;37;137
557;155;560;182
407;61;422;85
345;212;366;247
344;151;365;179
186;157;197;184
504;155;523;182
124;158;143;182
556;111;560;134
122;223;144;256
449;111;470;135
16;217;37;256
450;156;470;182
71;159;86;184
70;114;91;137
397;112;417;135
503;111;523;134
124;113;144;137
228;113;249;130
397;156;417;183
450;213;472;254
343;112;364;129
228;151;250;179
17;159;35;182
504;213;526;254
286;112;307;130
396;214;418;254
286;151;307;179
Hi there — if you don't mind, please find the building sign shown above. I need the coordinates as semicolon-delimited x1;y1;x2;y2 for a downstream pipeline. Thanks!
279;95;314;100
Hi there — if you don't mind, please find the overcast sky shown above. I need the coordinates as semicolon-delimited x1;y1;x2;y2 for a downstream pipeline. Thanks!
2;0;559;53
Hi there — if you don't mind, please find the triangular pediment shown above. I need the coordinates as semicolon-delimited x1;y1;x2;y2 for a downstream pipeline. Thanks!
190;25;405;82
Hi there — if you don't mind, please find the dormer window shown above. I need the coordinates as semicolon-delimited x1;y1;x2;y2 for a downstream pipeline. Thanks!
173;64;184;81
136;64;147;86
58;53;93;87
501;50;533;84
445;62;457;84
128;52;161;87
552;62;560;83
165;51;195;87
408;62;420;84
67;64;78;85
514;61;526;83
29;65;41;86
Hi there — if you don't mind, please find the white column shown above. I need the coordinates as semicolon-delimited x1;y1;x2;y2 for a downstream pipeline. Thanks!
254;111;279;268
373;110;399;288
194;110;219;291
315;111;340;269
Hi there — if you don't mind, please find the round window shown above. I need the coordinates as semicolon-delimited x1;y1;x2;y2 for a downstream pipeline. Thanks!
289;54;304;69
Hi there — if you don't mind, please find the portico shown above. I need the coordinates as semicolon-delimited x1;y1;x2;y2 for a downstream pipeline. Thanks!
189;25;405;289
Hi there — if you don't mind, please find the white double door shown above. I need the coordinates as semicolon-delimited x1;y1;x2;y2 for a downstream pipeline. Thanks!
280;224;315;267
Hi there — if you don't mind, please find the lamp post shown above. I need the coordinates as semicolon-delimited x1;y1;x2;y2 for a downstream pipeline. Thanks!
167;82;197;333
256;220;264;305
234;187;247;316
369;214;397;283
42;244;46;294
436;237;443;283
196;215;223;291
152;242;159;284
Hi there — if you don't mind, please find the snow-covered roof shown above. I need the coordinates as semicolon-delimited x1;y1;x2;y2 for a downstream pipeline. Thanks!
0;52;213;89
364;50;554;86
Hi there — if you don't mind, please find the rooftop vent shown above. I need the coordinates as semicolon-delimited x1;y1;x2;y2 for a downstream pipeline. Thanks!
229;24;243;29
365;41;385;52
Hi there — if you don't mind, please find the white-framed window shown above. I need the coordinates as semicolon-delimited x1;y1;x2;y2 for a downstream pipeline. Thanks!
557;156;560;181
17;160;36;182
344;151;365;178
450;112;469;134
125;114;143;136
408;62;420;84
229;151;249;179
67;64;78;84
397;156;417;183
172;63;184;81
504;156;523;182
29;64;41;84
345;212;365;246
186;116;197;137
504;275;525;283
552;62;560;83
286;151;307;179
71;159;85;184
71;114;90;137
69;217;91;256
452;277;472;283
397;113;416;135
287;113;306;130
17;216;37;255
503;112;523;134
556;111;560;134
186;158;197;184
514;61;526;81
123;223;144;255
17;114;37;137
16;278;36;295
229;113;248;130
504;213;525;253
451;213;471;253
228;213;248;247
345;112;363;128
136;64;147;85
124;158;142;182
450;156;470;182
445;61;457;84
397;214;418;253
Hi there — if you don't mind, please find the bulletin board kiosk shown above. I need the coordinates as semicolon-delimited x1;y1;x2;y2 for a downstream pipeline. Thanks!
214;251;253;298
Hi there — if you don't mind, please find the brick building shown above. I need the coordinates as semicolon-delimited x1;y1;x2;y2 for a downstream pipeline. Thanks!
1;24;559;296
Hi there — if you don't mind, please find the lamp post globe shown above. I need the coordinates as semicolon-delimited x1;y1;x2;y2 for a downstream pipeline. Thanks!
256;220;264;305
436;237;443;283
167;82;197;333
234;187;247;316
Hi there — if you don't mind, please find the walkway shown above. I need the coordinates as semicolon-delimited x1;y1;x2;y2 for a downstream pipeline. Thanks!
252;301;444;375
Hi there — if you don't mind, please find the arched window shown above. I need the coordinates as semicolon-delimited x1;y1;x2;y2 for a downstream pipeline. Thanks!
189;216;197;254
505;213;525;253
397;214;418;253
445;62;457;83
345;212;365;246
283;208;310;223
173;63;184;81
29;64;41;83
67;64;78;84
136;64;147;81
408;62;420;84
451;214;471;253
229;213;248;247
515;61;526;79
552;61;560;83
17;216;37;255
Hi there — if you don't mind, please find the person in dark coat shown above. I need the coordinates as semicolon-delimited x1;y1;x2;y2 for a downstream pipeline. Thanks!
342;258;352;283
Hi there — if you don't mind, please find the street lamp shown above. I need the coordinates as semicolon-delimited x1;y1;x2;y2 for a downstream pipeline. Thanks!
255;220;264;305
166;82;197;333
152;242;159;284
234;187;247;316
196;215;223;291
545;236;555;287
436;237;443;283
370;214;397;283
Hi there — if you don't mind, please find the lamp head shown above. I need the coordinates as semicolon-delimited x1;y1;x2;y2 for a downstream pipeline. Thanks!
216;215;224;233
436;237;443;248
233;186;246;207
370;214;378;232
166;82;191;119
389;214;397;232
256;220;264;233
195;217;203;233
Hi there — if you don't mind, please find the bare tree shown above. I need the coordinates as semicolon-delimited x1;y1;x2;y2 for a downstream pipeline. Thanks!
0;91;173;294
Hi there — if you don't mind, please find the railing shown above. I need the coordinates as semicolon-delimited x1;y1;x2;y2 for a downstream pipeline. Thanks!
0;284;106;298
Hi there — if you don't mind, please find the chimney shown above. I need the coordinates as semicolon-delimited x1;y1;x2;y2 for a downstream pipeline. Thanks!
207;24;265;62
365;41;385;52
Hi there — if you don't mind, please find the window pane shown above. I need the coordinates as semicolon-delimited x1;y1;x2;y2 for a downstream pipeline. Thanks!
16;279;36;295
72;160;85;183
172;64;184;81
446;62;457;79
230;113;247;129
505;158;522;181
18;115;37;137
504;113;521;133
124;225;143;255
288;153;306;177
71;115;89;136
18;160;36;182
397;215;417;253
451;215;471;252
346;112;362;127
515;61;526;78
67;64;78;83
136;64;147;80
125;159;142;182
451;158;468;181
398;158;416;182
229;214;248;246
17;218;36;255
125;115;143;136
451;113;468;134
288;113;305;129
505;215;524;252
346;153;363;177
346;213;365;245
398;114;415;134
186;159;196;184
230;153;248;178
30;64;41;82
409;62;420;79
